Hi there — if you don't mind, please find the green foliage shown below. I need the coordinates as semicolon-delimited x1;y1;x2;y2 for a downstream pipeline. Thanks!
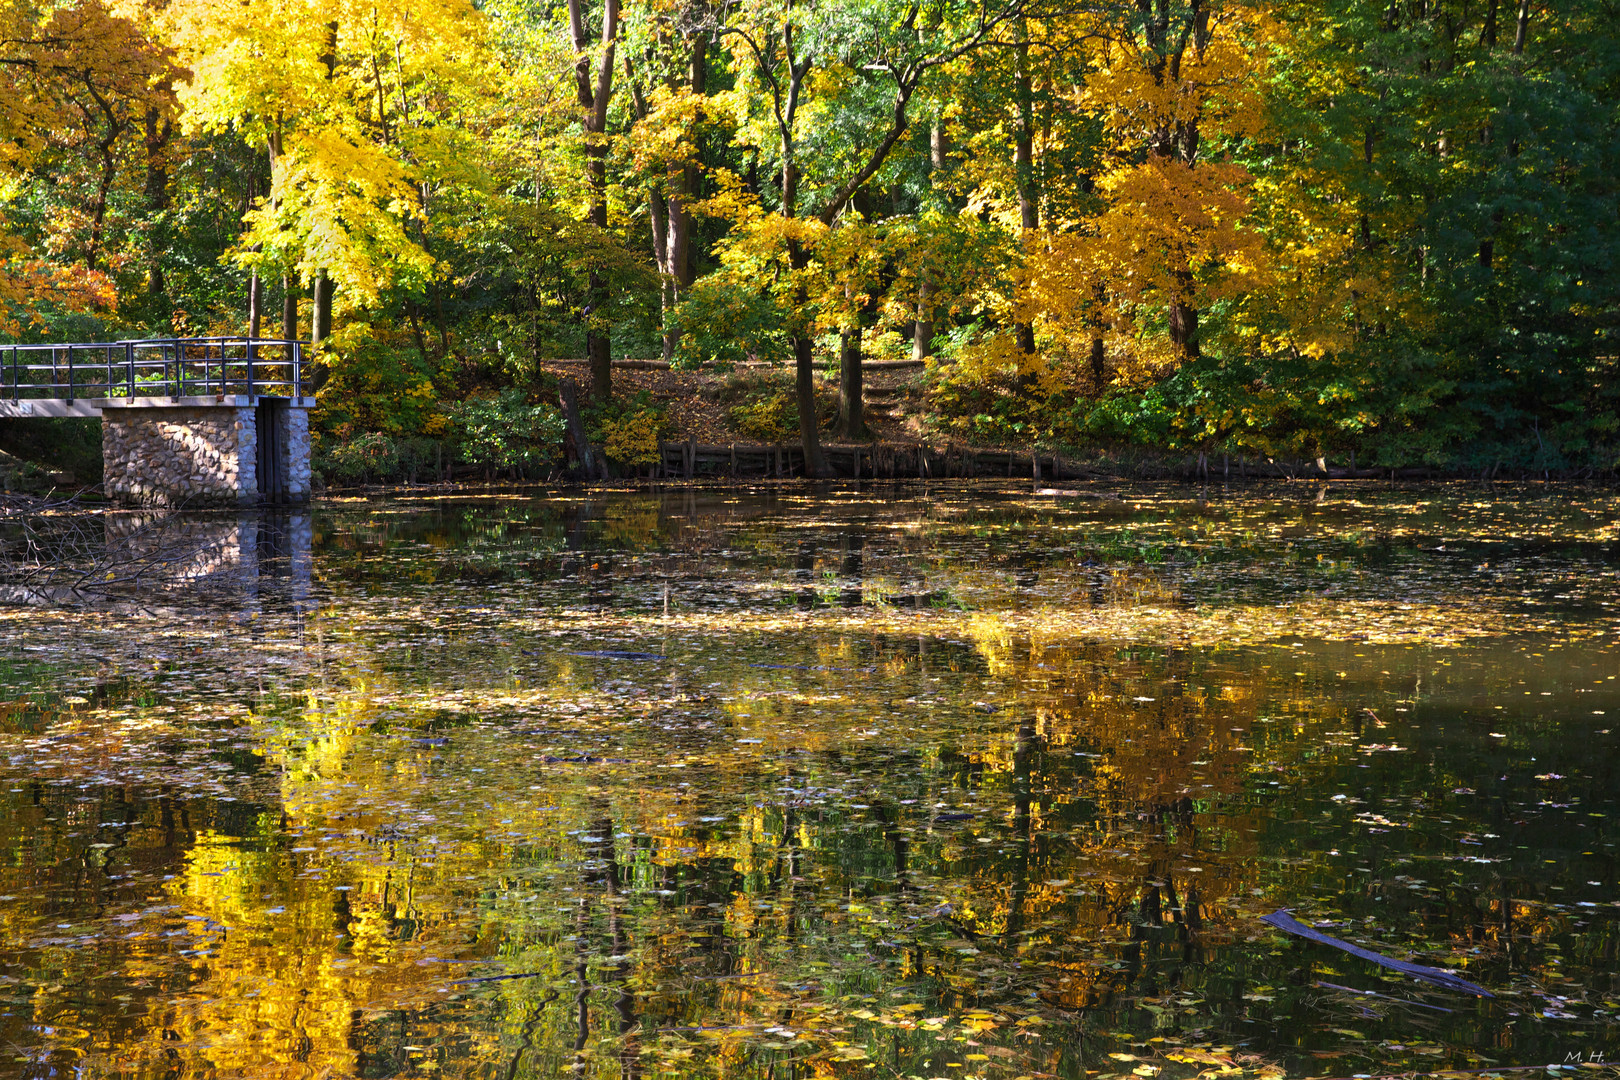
456;200;661;380
323;432;400;483
452;389;566;472
672;270;795;371
1214;0;1620;472
0;417;103;490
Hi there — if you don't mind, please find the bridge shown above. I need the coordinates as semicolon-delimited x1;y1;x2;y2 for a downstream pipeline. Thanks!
2;337;315;505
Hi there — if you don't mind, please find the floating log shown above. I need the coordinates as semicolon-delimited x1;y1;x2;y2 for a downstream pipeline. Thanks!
1261;909;1493;997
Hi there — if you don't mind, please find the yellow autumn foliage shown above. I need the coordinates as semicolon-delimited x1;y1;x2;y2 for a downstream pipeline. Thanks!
164;0;488;312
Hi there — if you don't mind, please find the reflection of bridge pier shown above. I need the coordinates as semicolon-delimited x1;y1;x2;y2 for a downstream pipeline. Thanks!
1;509;313;607
99;511;314;610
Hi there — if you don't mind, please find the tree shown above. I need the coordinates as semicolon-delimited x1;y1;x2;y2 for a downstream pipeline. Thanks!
695;0;1030;474
1223;0;1620;467
0;0;178;334
566;0;621;400
166;0;486;347
1069;0;1269;372
622;0;714;364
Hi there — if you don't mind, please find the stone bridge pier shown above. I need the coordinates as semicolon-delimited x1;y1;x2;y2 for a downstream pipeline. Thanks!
99;396;314;506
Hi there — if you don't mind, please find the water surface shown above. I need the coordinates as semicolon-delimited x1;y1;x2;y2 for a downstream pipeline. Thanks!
2;482;1617;1079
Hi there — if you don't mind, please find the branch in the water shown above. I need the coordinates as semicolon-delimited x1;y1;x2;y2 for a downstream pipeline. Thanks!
1262;909;1493;997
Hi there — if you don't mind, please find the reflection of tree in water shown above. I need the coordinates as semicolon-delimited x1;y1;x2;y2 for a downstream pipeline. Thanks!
0;635;1604;1079
5;488;1619;1078
795;539;816;610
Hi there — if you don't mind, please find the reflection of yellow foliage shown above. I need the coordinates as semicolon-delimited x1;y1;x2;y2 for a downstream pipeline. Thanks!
599;499;660;547
9;490;1608;1077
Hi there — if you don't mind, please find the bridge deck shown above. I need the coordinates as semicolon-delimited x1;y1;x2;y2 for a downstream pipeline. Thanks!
1;394;316;418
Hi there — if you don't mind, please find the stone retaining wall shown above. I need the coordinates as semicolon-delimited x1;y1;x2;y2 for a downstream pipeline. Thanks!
101;405;257;506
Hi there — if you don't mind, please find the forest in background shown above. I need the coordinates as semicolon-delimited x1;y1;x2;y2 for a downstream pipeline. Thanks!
2;0;1617;482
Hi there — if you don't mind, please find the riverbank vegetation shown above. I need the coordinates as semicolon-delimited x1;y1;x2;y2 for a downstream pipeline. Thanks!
2;0;1617;480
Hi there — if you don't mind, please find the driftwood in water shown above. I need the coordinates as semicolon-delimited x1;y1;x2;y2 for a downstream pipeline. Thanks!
1261;909;1493;997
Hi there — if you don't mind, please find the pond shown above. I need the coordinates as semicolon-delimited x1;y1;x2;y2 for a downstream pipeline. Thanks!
1;482;1617;1080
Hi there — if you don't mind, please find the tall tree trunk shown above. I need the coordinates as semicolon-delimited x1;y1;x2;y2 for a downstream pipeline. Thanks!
1168;271;1199;360
247;169;263;338
1165;91;1202;362
913;280;933;362
840;324;864;438
559;376;605;480
657;35;706;362
282;276;298;341
406;299;429;363
312;274;333;346
249;272;263;339
431;276;450;358
586;296;611;400
85;118;121;273
266;127;295;342
1013;23;1038;360
143;108;171;297
912;120;947;359
647;183;673;359
569;0;621;403
784;224;828;476
793;333;826;477
305;25;339;347
1089;280;1108;392
320;20;338;75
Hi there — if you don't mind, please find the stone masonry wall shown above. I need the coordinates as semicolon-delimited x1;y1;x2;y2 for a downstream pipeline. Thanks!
277;405;312;499
101;406;257;507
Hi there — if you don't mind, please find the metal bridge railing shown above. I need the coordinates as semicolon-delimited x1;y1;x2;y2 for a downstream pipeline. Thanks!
2;337;307;404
